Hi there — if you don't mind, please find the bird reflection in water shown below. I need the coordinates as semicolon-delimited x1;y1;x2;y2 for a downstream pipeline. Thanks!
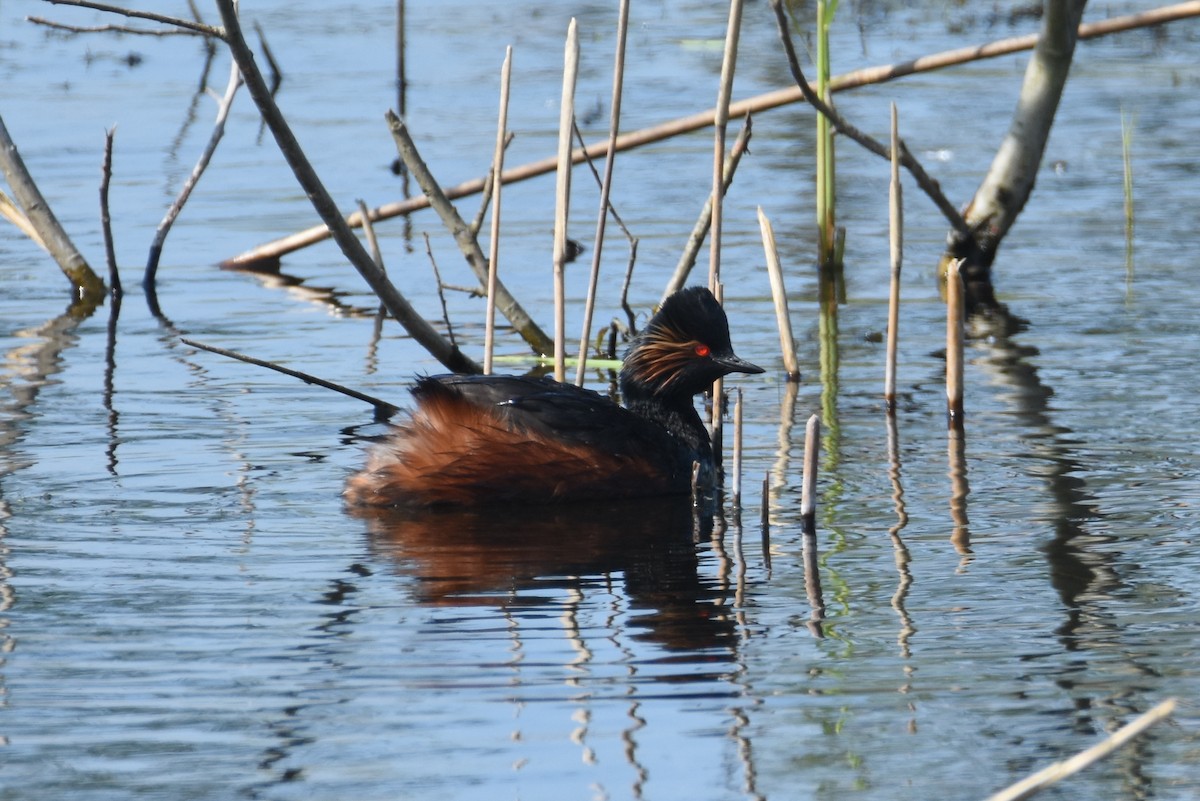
350;497;737;653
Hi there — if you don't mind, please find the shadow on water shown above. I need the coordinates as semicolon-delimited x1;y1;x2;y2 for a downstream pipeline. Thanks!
352;497;739;654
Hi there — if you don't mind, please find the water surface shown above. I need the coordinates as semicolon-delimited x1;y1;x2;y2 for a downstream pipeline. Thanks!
1;1;1198;799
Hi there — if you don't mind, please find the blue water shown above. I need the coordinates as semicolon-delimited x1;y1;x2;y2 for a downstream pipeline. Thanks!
1;1;1198;799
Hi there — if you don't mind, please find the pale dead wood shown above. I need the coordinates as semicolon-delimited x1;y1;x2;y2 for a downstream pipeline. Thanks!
0;113;105;301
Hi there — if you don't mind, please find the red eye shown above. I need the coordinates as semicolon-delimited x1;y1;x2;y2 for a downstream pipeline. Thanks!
694;344;711;357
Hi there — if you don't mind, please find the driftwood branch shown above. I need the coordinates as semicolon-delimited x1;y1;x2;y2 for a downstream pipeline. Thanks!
0;112;105;302
100;127;120;296
210;0;478;374
385;111;554;357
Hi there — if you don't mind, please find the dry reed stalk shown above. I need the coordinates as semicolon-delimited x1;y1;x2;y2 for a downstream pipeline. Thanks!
484;47;513;375
800;414;824;634
945;257;965;427
885;102;902;411
356;199;384;268
1121;106;1135;284
983;698;1177;801
220;1;1200;270
575;0;630;386
709;0;744;291
757;206;800;381
552;19;580;382
801;413;820;525
710;282;725;467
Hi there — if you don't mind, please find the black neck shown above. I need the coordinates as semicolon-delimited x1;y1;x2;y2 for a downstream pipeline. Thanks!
621;381;714;465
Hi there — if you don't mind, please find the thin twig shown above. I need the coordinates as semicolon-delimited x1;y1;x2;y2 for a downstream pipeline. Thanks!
181;338;401;419
43;0;222;37
419;232;457;349
100;126;121;297
146;56;242;287
27;16;206;35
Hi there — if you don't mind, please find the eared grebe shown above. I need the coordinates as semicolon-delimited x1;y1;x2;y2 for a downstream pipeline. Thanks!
344;286;763;507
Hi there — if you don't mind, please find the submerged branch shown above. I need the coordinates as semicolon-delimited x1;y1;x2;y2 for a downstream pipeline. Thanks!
181;338;401;420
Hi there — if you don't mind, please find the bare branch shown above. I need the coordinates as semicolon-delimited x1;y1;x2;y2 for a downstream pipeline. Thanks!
41;0;223;37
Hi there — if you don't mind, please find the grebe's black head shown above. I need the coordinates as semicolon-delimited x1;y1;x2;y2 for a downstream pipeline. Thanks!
620;286;764;401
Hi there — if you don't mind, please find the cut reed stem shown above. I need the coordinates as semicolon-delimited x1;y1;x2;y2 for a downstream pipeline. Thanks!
945;257;965;428
801;413;820;525
885;102;902;412
757;206;800;381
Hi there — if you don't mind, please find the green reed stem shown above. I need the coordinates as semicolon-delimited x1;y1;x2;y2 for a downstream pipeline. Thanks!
1121;105;1135;284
